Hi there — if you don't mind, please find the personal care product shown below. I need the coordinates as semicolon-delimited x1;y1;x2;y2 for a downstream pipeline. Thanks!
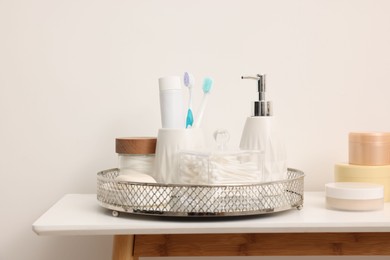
178;129;264;185
333;132;390;202
159;76;185;128
239;74;287;182
325;182;384;211
115;137;157;182
349;132;390;166
183;72;195;128
194;77;213;128
334;163;390;201
154;128;205;184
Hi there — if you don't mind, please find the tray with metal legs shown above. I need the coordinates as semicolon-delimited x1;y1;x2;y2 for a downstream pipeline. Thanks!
97;168;304;217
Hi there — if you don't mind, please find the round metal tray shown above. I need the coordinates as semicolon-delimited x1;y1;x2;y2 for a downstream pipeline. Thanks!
97;168;304;217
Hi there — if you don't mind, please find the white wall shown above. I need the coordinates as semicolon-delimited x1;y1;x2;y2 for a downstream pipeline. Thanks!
1;0;390;259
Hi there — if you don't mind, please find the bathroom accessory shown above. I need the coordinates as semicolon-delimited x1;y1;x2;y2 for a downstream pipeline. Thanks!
241;74;271;117
154;128;205;184
115;137;156;179
184;72;195;128
177;129;264;185
194;77;213;128
97;168;304;217
158;76;185;128
334;163;390;201
325;182;384;211
239;74;287;182
349;132;390;166
178;149;263;185
333;132;390;202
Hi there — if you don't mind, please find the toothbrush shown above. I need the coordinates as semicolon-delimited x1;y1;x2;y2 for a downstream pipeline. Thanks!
194;77;213;128
184;72;195;128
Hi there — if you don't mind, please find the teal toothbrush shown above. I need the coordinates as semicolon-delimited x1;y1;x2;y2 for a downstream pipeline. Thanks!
194;77;213;128
184;72;195;128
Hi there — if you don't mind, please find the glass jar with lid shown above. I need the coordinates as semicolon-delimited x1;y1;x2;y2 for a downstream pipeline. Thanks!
116;137;157;177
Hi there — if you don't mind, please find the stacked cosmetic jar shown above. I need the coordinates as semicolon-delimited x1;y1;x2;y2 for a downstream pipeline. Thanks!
328;132;390;211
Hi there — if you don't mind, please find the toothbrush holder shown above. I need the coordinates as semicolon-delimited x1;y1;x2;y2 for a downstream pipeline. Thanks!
153;128;205;184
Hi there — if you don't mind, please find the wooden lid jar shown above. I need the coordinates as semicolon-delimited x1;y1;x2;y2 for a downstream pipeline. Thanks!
116;137;157;176
349;132;390;166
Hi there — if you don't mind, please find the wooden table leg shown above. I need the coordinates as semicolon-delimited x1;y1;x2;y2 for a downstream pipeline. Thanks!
112;235;138;260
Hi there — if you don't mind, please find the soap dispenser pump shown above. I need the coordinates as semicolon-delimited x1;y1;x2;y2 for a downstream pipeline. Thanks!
241;74;272;117
239;74;287;182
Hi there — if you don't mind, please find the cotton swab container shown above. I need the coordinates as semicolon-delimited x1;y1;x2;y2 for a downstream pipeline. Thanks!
177;149;264;185
177;130;264;185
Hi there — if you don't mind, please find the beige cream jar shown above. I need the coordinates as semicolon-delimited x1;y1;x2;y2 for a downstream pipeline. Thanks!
349;132;390;166
325;182;384;211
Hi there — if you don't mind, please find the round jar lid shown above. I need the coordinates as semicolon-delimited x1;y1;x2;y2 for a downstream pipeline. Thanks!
116;137;157;154
349;132;390;144
325;182;384;200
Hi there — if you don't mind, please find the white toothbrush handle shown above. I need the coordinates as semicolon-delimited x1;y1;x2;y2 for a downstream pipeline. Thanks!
188;88;193;109
194;94;208;128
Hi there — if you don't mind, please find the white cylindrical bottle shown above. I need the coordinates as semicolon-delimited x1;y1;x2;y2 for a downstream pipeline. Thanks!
159;76;185;129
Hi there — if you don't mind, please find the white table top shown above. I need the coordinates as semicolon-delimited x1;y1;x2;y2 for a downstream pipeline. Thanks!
32;192;390;236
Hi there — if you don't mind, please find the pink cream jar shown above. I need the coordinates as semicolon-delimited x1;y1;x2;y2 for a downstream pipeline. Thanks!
349;132;390;166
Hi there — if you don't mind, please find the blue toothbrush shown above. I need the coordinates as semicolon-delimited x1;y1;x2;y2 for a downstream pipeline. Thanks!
194;77;213;128
184;72;195;128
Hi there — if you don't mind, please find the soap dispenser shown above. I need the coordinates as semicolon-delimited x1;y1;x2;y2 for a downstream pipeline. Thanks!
239;74;287;182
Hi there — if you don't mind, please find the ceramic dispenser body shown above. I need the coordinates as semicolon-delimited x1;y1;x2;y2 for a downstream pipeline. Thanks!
239;74;287;182
240;116;286;182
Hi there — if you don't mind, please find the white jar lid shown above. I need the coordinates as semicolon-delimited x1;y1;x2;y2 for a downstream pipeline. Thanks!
325;182;384;200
